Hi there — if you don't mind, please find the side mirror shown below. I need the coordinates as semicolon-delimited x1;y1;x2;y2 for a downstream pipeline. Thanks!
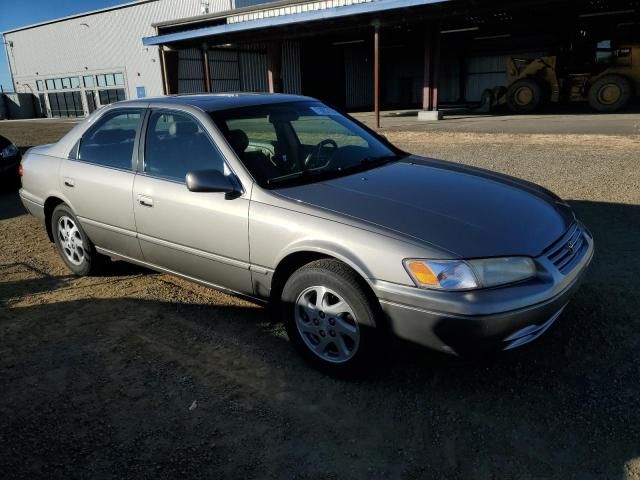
186;169;238;194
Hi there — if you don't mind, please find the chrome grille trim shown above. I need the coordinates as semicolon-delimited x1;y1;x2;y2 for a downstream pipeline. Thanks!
544;223;588;274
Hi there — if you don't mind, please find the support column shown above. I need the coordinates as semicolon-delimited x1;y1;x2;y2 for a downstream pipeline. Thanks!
431;28;441;111
202;44;211;93
422;31;432;111
159;45;168;95
267;41;282;93
419;24;443;121
373;23;380;129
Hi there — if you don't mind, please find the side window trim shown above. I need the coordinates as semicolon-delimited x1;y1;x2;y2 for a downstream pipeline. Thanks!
141;108;239;188
76;108;144;172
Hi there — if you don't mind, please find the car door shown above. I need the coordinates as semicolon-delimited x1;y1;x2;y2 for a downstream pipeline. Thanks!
59;108;143;259
133;108;252;296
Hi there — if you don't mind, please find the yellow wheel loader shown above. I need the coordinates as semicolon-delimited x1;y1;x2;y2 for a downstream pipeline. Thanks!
494;42;639;113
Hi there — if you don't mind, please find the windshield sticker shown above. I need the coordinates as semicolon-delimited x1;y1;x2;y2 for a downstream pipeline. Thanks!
310;106;338;116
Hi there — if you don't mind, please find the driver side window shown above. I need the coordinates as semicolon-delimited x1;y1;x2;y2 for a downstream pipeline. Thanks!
144;111;224;183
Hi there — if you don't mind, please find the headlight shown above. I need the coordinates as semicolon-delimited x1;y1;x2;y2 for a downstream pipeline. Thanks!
404;257;536;291
1;144;19;159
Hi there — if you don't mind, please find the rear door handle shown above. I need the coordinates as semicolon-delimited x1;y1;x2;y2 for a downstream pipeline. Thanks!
137;195;154;207
63;178;75;188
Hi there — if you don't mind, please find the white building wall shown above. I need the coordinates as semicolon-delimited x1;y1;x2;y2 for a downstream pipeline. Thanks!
3;0;232;115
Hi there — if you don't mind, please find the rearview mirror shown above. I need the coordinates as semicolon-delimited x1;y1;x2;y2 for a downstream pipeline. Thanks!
186;169;238;194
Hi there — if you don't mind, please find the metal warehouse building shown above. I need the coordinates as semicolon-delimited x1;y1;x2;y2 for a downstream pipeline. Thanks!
3;0;639;121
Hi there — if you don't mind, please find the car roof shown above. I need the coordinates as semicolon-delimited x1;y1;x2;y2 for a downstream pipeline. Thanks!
117;93;317;111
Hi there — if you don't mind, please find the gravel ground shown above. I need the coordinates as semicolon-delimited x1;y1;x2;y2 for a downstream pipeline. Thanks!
1;120;639;479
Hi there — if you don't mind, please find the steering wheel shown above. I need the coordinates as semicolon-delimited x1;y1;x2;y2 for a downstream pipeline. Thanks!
304;139;338;169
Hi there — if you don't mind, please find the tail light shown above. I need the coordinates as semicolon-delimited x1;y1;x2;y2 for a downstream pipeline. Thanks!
18;163;23;177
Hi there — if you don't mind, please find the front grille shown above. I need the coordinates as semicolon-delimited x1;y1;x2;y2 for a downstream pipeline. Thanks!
545;223;587;274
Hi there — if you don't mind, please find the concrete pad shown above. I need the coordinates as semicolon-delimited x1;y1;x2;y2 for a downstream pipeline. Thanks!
417;110;443;121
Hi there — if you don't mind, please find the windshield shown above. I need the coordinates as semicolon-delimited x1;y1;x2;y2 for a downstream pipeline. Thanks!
210;101;402;188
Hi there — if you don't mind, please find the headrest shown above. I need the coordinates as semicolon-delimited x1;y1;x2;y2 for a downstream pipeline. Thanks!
93;129;132;144
228;129;249;153
169;121;199;137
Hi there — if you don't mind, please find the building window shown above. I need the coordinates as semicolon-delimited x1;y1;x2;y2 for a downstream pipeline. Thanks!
38;93;47;116
70;77;80;88
47;91;84;117
83;75;94;88
36;80;44;91
54;78;63;90
105;73;115;87
114;73;125;86
97;74;106;87
62;77;71;89
85;91;97;113
98;88;126;105
46;79;55;90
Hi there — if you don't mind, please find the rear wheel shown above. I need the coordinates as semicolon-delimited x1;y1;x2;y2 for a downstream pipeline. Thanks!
588;74;632;112
281;259;387;376
506;79;544;114
51;204;102;276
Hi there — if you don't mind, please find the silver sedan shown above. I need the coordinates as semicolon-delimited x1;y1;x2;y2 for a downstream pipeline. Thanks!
19;94;593;375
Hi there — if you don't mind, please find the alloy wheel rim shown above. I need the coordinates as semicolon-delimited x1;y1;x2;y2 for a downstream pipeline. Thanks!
294;285;360;363
57;216;85;266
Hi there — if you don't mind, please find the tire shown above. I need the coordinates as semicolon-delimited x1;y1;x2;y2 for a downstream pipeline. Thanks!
506;79;544;114
588;74;632;112
281;259;388;376
51;203;102;276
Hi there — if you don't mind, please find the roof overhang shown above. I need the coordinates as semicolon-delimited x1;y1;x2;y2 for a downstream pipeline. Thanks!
142;0;450;46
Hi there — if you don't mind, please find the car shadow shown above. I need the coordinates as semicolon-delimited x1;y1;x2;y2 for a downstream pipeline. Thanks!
0;199;638;478
0;190;26;221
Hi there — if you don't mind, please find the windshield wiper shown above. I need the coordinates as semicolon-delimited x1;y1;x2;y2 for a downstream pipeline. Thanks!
266;168;328;186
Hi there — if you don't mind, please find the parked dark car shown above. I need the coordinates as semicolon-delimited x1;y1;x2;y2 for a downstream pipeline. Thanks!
0;134;22;186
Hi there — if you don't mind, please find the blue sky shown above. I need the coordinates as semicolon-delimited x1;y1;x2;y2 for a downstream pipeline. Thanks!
1;0;125;91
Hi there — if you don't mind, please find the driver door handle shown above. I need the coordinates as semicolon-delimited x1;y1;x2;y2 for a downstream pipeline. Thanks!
137;195;154;207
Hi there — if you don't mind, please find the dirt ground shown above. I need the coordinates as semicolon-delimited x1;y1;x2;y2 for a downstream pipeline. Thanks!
1;119;639;479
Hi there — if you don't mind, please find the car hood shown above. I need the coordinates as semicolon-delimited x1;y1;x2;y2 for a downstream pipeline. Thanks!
276;156;574;258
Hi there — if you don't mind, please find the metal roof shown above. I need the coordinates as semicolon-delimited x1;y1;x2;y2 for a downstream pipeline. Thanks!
142;0;450;46
2;0;155;35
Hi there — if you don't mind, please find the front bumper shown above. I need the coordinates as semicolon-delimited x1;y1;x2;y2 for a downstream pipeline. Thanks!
375;226;594;355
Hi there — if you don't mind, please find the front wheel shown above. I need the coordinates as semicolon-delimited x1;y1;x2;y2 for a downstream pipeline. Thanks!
51;203;102;276
588;74;632;112
506;79;544;114
281;259;388;376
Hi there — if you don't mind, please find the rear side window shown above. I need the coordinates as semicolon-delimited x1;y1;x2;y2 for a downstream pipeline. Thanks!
144;111;225;182
78;110;142;170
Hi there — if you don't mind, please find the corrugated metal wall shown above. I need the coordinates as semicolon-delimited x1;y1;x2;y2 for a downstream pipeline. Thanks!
179;42;301;95
209;49;241;92
206;44;268;93
178;48;205;93
344;44;373;109
238;44;269;92
281;41;302;94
